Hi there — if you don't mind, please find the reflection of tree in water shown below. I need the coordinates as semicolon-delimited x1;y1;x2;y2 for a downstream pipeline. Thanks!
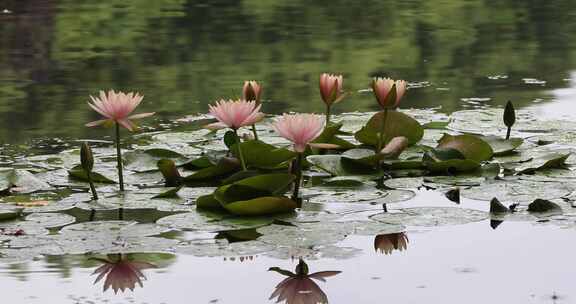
1;0;576;141
269;258;340;304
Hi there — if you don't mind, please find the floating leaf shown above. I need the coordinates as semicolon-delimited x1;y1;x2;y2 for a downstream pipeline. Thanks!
489;197;510;214
355;111;424;147
527;199;562;213
183;157;240;183
462;178;574;202
124;148;186;172
437;134;493;162
23;213;76;228
516;153;570;174
223;196;297;216
480;136;523;156
152;187;182;199
68;165;116;184
302;187;415;205
231;140;296;169
0;168;51;193
371;207;488;227
312;123;355;150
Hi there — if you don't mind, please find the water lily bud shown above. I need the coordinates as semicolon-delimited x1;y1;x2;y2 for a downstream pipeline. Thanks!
157;159;182;187
295;259;309;276
81;142;94;173
242;81;262;103
503;100;515;128
319;73;343;106
372;77;407;109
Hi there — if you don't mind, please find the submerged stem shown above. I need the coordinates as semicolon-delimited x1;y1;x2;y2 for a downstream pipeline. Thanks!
86;172;98;200
115;122;125;191
234;129;247;171
325;104;332;126
291;153;303;207
251;124;259;141
377;108;389;151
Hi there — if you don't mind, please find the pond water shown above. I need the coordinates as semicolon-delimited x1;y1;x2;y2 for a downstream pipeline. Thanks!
1;1;576;304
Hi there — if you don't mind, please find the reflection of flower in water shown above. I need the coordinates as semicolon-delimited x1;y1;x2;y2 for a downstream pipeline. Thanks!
92;254;156;293
269;259;340;304
374;233;409;255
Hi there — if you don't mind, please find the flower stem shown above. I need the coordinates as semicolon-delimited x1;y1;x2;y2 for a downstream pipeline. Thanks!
115;122;125;191
251;124;259;141
86;171;98;200
325;104;332;126
234;129;247;171
377;108;389;152
291;153;303;207
506;126;511;140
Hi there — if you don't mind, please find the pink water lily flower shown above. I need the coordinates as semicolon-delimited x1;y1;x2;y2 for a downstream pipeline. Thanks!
269;259;340;304
374;232;409;255
272;113;325;152
242;80;262;103
372;77;407;109
207;99;264;130
92;255;156;294
86;90;155;131
319;73;343;106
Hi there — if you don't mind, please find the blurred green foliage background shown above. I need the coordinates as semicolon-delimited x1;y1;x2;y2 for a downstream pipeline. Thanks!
0;0;575;142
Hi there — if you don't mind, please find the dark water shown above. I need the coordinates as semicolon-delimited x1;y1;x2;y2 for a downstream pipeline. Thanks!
1;0;576;142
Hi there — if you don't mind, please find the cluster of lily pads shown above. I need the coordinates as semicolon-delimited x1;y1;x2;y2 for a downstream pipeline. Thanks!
0;74;575;269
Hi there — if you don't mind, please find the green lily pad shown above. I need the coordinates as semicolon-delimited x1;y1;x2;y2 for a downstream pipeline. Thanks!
151;187;182;199
515;153;570;174
231;140;297;169
371;207;488;227
480;136;523;156
68;165;116;184
156;211;272;231
302;187;415;205
527;199;562;213
183;157;240;183
224;196;297;216
312;123;356;150
176;239;275;258
437;134;493;162
307;155;347;176
0;168;51;193
214;173;295;206
23;213;76;228
124;148;187;172
461;178;574;202
355;111;424;147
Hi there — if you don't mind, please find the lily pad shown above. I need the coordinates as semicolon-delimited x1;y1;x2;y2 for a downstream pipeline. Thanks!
462;178;574;202
302;187;415;205
437;134;494;162
371;207;488;227
480;136;523;156
355;111;424;147
0;168;51;193
224;196;297;216
231;140;296;169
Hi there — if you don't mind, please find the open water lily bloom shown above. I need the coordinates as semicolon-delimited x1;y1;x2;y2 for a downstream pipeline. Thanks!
207;99;265;130
86;90;155;131
372;77;407;109
272;113;325;152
